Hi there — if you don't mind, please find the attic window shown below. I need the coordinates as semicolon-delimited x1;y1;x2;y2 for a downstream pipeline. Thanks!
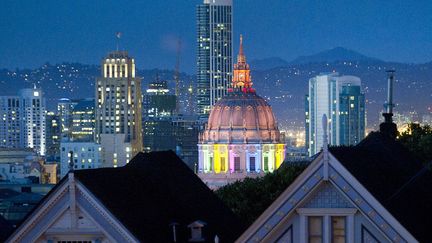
188;220;206;242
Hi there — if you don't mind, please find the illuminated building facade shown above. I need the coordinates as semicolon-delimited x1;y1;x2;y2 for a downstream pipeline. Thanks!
196;0;233;117
198;36;286;188
45;111;61;162
305;73;365;156
142;80;176;118
70;98;95;142
59;141;102;177
0;88;46;156
0;96;22;148
57;98;77;137
95;51;143;167
19;88;46;156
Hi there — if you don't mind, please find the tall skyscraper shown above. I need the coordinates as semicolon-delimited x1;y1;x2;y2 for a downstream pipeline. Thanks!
0;96;22;148
0;88;46;156
95;51;143;167
19;88;46;156
45;111;61;161
196;0;233;117
305;73;365;156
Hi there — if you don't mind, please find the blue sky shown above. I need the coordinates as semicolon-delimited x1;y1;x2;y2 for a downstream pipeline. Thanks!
1;0;431;73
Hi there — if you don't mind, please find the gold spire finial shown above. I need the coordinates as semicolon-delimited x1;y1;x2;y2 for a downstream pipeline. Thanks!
239;34;243;56
237;34;246;64
232;34;252;91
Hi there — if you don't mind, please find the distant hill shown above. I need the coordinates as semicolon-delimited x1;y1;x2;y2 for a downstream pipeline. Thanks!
291;47;382;64
249;57;289;70
0;48;431;130
0;63;194;113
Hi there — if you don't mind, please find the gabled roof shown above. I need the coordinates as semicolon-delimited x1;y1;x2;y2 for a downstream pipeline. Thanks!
74;151;243;242
330;131;432;243
237;132;422;242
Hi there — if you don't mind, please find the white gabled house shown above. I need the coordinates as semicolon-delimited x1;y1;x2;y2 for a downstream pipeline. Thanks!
237;130;431;243
6;151;243;243
7;172;138;243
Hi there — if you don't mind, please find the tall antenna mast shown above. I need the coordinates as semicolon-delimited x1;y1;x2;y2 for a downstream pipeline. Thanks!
174;38;182;114
116;32;122;51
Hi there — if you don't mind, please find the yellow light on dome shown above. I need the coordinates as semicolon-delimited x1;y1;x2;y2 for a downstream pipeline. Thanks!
213;144;228;173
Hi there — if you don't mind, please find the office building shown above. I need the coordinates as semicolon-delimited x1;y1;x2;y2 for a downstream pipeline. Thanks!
20;88;47;156
57;98;77;136
95;51;143;167
305;73;365;156
0;88;46;156
59;141;102;177
196;0;233;117
70;98;95;142
0;97;22;149
142;80;176;119
45;111;61;162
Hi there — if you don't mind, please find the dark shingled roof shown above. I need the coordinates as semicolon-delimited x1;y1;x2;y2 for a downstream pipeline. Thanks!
0;214;13;242
330;131;432;243
74;151;244;242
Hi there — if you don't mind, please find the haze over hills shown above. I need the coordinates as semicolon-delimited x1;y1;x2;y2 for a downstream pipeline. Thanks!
250;47;384;70
290;47;383;64
0;47;431;131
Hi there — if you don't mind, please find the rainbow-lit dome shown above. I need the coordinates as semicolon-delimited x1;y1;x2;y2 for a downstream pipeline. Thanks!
198;35;286;189
203;92;282;144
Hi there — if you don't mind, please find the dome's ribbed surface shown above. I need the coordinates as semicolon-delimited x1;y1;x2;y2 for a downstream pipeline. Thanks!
202;91;282;144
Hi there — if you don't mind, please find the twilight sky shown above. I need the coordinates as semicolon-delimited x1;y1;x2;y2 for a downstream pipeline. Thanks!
1;0;431;73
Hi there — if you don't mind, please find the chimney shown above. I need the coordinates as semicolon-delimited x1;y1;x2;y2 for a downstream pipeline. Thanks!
188;220;206;242
379;70;398;139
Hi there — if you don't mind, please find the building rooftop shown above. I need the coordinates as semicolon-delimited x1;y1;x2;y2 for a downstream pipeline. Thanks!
74;150;243;242
330;131;432;243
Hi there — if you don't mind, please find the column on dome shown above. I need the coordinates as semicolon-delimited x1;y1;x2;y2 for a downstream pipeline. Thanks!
214;144;228;173
198;145;204;172
229;145;235;173
245;146;251;172
275;144;286;169
268;145;276;172
256;145;262;172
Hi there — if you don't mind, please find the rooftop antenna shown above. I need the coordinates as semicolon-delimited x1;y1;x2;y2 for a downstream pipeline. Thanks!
384;70;395;121
115;32;122;51
380;70;397;139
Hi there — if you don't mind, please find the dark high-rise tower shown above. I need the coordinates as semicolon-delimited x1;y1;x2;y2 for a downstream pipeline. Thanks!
196;0;233;117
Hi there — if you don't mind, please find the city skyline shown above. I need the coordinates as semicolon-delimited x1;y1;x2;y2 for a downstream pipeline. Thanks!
1;0;432;73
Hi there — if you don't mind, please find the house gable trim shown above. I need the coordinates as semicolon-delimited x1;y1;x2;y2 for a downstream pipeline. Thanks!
6;182;70;242
75;181;139;242
237;152;418;243
328;156;417;243
244;164;324;242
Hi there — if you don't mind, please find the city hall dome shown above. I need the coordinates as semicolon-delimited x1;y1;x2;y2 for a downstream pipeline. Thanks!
198;35;286;189
203;92;281;143
201;35;283;144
